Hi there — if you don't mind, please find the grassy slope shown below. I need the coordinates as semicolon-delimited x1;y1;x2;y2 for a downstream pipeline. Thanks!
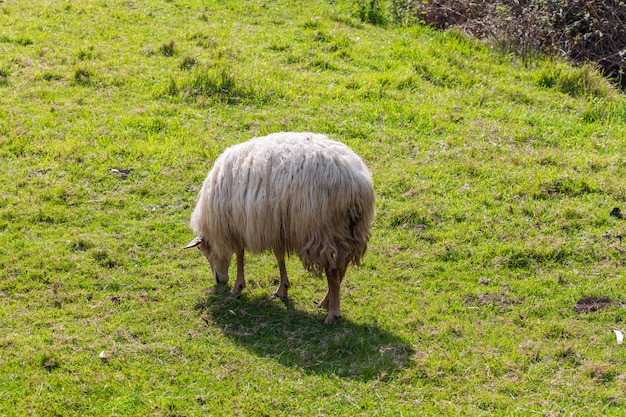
1;0;626;415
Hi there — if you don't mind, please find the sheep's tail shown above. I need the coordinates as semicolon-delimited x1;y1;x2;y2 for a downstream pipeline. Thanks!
351;209;374;265
346;196;375;267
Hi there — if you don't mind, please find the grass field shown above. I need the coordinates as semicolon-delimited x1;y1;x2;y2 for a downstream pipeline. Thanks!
1;0;626;415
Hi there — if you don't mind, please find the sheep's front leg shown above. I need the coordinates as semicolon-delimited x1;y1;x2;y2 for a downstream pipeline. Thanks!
231;248;246;297
273;249;290;299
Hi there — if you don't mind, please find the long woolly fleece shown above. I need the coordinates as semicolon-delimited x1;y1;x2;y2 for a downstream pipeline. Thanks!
190;132;375;274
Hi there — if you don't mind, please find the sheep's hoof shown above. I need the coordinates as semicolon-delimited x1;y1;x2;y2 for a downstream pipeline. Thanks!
272;291;289;301
230;284;245;298
324;313;341;325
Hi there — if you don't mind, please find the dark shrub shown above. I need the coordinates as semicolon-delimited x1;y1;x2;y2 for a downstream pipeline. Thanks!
397;0;626;87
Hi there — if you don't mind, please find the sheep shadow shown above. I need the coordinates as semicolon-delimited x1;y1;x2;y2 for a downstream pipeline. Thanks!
195;288;414;381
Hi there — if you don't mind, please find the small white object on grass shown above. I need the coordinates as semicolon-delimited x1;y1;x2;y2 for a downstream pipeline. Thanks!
99;350;109;359
614;330;624;345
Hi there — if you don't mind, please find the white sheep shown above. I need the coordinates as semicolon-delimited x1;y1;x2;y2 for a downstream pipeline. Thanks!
185;132;375;324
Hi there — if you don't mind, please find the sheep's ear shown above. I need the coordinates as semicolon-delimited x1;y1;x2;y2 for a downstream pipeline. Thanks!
183;236;203;249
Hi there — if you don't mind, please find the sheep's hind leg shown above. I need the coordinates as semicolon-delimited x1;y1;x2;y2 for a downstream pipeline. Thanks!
231;248;246;297
320;263;347;325
272;249;290;299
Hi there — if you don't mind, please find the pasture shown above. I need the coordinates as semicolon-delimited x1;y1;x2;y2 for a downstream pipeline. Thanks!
1;0;625;415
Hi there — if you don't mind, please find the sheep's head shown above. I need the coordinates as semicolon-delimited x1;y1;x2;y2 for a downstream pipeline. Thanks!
184;236;230;284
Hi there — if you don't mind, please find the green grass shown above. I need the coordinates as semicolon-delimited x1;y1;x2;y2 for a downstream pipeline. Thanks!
1;0;626;415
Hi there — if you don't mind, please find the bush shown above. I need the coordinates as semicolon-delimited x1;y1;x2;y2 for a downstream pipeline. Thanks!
396;0;626;88
167;62;279;105
178;65;245;103
536;61;611;98
354;0;389;25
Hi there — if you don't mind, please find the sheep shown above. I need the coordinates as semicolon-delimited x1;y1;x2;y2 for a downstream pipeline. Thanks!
184;132;375;324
